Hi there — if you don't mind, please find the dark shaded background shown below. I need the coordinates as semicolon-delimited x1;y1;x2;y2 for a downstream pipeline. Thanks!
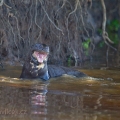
0;0;120;68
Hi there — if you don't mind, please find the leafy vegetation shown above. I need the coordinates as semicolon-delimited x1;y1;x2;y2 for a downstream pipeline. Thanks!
67;55;72;67
107;19;120;45
98;19;120;48
82;38;91;55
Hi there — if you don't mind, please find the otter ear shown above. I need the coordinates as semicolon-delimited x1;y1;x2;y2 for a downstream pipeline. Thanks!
43;44;49;53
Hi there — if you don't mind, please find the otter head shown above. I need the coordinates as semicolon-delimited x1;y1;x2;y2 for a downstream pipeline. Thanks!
30;43;49;65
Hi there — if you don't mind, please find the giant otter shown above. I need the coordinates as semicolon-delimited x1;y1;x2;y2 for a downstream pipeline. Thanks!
20;43;87;80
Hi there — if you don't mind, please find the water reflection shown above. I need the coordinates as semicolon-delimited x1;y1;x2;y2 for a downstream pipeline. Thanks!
30;83;48;115
30;82;84;120
46;90;83;120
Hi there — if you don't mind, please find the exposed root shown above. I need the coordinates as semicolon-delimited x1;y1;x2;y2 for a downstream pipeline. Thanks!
100;0;117;50
0;0;116;66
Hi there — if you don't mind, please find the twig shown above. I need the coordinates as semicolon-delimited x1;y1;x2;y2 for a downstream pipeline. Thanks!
65;1;72;44
28;0;33;45
4;2;12;8
39;0;64;35
0;0;3;6
13;15;25;44
61;0;67;8
106;46;109;66
8;14;20;59
69;0;79;16
78;0;90;37
35;0;42;42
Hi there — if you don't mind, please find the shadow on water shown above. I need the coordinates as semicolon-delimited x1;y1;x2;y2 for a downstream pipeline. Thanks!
0;65;120;120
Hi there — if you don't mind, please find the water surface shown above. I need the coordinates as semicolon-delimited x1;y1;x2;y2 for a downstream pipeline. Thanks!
0;65;120;120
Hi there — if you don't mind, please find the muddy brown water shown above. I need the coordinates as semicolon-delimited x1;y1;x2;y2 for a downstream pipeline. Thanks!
0;65;120;120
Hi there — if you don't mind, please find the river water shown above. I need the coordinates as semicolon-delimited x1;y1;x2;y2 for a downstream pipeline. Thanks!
0;65;120;120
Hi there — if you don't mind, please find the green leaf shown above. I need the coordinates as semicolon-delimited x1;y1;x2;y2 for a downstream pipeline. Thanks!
99;41;105;48
82;38;91;49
